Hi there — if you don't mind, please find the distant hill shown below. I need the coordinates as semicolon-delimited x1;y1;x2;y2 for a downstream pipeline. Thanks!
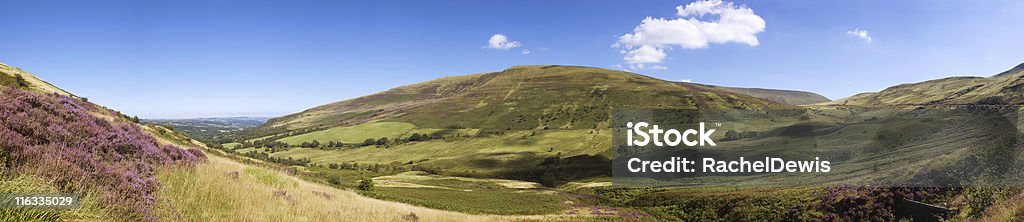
705;85;830;105
144;117;270;142
827;62;1024;106
259;65;795;133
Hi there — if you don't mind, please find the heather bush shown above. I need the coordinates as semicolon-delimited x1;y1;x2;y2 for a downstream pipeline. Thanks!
799;187;954;222
0;87;205;221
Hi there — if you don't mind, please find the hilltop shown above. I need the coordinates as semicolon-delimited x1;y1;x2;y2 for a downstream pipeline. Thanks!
827;62;1024;106
706;85;830;105
0;61;73;96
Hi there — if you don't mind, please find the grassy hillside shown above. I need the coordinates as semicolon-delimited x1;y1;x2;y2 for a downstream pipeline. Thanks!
0;60;619;221
0;87;206;221
827;62;1024;106
0;61;73;96
277;122;415;145
708;85;831;105
260;65;794;133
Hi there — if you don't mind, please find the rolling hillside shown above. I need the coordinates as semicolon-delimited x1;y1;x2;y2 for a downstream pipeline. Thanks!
708;85;831;105
261;65;795;133
218;63;1024;221
1;61;574;221
827;62;1024;106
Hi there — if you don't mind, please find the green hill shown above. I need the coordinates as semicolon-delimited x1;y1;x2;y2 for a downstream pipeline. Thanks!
706;85;830;105
261;65;795;134
828;62;1024;106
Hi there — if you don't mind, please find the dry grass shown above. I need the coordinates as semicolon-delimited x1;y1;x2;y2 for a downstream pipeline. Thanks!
154;153;586;221
976;192;1024;222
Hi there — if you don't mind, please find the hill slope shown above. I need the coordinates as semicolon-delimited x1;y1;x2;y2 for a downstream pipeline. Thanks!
0;61;207;220
828;62;1024;106
706;85;830;105
1;60;545;221
0;61;73;96
261;65;794;133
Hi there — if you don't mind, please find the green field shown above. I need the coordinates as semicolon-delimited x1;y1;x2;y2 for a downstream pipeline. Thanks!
407;128;481;138
361;171;564;215
265;129;609;176
277;122;415;144
370;187;564;215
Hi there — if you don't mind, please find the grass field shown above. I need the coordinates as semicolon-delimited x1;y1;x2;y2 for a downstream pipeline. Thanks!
273;121;482;145
364;171;565;215
265;129;609;176
407;128;481;138
370;187;565;215
0;175;113;221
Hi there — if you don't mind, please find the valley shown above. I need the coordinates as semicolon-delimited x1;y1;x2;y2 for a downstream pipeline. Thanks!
3;60;1024;221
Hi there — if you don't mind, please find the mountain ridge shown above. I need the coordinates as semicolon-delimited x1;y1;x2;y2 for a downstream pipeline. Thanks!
259;65;802;134
704;85;830;105
826;62;1024;106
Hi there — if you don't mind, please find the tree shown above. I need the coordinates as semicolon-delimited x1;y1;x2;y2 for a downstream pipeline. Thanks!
311;140;320;148
357;178;374;191
362;138;376;146
408;133;422;142
376;137;388;145
131;116;140;123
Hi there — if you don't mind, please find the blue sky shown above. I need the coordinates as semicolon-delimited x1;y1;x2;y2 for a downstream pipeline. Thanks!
1;0;1023;118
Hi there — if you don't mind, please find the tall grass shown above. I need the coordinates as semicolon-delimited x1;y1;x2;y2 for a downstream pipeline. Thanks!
0;174;114;221
155;154;566;221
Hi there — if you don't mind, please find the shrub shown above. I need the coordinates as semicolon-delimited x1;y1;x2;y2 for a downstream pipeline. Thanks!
0;88;205;221
14;74;28;88
357;178;374;191
407;133;422;141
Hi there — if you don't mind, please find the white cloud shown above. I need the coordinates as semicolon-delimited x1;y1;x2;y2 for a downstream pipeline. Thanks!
626;63;668;70
624;45;666;64
614;0;765;69
485;34;521;50
521;49;531;55
846;28;872;43
680;79;692;83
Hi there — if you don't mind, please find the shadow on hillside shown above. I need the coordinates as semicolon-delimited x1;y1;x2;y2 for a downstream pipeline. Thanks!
449;152;611;187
